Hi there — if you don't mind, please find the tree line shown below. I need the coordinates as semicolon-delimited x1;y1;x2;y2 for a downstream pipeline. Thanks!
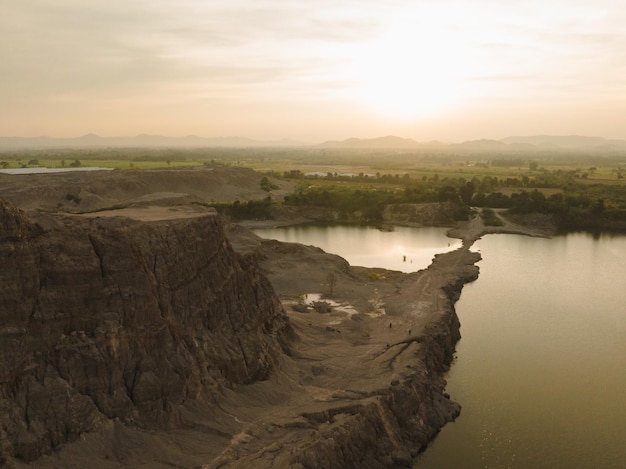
212;172;626;230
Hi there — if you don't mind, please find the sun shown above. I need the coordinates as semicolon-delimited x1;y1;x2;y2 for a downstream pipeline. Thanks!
348;12;476;119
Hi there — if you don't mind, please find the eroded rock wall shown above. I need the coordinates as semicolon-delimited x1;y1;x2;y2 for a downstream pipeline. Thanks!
0;199;291;463
288;261;478;469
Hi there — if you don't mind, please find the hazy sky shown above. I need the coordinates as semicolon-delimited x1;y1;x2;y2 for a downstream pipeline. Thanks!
2;0;625;142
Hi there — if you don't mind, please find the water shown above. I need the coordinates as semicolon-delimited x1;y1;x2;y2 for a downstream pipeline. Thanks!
254;224;626;468
252;224;461;272
415;232;626;469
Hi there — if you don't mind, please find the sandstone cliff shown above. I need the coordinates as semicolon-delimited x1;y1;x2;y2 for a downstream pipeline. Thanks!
0;199;292;465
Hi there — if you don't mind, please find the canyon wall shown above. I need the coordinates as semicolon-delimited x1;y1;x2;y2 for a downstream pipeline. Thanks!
0;199;292;464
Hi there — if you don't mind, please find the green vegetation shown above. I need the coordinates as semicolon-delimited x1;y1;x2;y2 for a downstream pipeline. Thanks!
211;197;273;220
2;145;624;231
283;176;471;222
481;208;504;226
260;176;278;192
274;164;626;230
478;187;626;230
0;148;205;170
65;193;81;204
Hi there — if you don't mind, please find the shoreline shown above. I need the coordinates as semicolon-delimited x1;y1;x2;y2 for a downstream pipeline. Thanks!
217;223;483;468
211;212;552;467
0;167;607;468
4;205;551;468
239;206;556;243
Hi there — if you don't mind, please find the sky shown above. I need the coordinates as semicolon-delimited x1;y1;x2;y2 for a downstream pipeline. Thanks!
2;0;626;143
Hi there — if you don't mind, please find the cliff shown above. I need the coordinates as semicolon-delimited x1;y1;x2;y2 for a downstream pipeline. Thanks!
1;186;484;468
212;227;482;468
0;199;292;465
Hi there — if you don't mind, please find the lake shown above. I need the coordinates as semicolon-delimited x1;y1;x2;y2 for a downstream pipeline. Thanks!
252;224;462;272
415;232;626;469
254;225;626;468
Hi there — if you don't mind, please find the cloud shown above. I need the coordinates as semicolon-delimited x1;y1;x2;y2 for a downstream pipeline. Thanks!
1;0;380;104
1;0;625;139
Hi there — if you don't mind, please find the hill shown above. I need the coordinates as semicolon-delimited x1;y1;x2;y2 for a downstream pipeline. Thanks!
316;135;423;149
501;135;626;151
0;134;305;149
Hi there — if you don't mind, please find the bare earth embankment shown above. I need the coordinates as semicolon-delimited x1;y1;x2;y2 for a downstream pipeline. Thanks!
0;168;552;468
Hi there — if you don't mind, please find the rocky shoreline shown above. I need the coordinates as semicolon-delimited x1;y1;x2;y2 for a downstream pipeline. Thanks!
215;228;483;468
201;210;550;468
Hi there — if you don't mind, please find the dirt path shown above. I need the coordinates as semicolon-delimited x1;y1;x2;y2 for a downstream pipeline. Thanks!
448;208;554;244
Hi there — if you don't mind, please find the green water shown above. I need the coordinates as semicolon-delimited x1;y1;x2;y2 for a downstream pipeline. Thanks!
415;233;626;468
255;225;626;468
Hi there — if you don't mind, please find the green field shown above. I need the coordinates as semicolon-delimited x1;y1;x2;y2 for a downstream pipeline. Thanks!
2;146;625;231
2;146;624;182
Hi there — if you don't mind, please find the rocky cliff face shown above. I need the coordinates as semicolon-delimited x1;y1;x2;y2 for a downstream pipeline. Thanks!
207;228;481;469
0;199;292;464
279;251;479;469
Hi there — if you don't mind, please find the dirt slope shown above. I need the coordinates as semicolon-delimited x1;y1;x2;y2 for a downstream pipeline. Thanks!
0;166;291;213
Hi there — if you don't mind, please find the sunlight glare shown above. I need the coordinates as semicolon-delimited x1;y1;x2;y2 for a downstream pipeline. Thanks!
349;9;479;119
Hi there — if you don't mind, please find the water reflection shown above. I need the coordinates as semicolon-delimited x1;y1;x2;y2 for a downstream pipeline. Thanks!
252;224;461;272
252;225;626;467
416;232;626;469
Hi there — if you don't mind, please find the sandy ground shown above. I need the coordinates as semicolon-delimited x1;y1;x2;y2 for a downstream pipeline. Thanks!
200;211;551;467
76;204;218;221
447;208;555;244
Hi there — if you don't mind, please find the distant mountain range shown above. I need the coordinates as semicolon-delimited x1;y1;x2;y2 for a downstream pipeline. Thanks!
316;135;426;149
317;135;626;153
500;135;626;150
1;133;626;152
0;134;306;149
317;135;626;154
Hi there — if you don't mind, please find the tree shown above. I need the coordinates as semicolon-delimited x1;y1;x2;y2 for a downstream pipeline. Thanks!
592;199;605;215
459;181;475;205
260;176;278;192
0;161;8;169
